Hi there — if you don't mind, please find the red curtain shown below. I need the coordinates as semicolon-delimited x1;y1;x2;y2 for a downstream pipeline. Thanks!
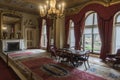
46;18;52;51
64;16;71;47
79;15;85;50
72;15;80;50
65;14;85;50
74;21;80;50
71;14;85;50
97;15;114;60
38;18;43;48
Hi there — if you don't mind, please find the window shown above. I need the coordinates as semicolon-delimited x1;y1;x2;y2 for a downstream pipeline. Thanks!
82;12;101;54
113;13;120;53
41;19;47;48
68;20;75;48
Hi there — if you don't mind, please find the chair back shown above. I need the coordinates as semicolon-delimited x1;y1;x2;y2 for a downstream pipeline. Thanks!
49;45;57;57
116;49;120;56
84;50;90;60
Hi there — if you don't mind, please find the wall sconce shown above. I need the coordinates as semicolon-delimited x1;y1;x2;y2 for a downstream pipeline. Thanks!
2;26;7;31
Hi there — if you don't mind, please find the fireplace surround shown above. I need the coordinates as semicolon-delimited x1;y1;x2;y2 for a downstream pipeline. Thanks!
2;39;25;52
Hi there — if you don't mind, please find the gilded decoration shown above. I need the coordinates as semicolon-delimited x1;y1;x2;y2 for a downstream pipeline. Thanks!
65;0;120;16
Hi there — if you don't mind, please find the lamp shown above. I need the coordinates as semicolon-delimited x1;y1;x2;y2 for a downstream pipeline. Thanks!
39;0;65;18
2;26;7;31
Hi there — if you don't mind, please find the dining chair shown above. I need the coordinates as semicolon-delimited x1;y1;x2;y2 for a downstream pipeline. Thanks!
59;49;73;62
49;45;67;62
106;49;120;68
49;45;58;59
56;50;68;62
77;50;90;70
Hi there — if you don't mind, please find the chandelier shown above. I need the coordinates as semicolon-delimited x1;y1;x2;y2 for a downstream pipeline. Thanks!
39;0;65;18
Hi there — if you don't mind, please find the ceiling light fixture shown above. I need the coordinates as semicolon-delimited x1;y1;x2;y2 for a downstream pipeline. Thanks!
39;0;65;18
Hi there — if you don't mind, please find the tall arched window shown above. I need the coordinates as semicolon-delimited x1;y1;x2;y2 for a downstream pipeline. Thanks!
82;12;101;54
113;12;120;53
68;20;75;48
41;19;47;48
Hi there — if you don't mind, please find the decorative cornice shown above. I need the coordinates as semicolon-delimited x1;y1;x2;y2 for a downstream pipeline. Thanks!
65;0;120;16
1;9;22;18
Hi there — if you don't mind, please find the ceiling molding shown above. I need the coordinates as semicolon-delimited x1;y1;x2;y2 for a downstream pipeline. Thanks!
65;0;120;16
0;0;120;16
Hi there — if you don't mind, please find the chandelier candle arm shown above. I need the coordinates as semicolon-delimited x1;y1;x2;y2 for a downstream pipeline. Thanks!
50;0;56;9
61;3;65;15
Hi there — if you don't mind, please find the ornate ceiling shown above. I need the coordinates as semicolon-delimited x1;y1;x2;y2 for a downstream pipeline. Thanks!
0;0;120;15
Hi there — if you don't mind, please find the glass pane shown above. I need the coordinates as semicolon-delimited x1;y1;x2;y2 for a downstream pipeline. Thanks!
43;25;46;34
93;27;99;34
94;13;98;25
44;34;47;47
117;15;120;22
69;20;74;28
70;29;75;47
93;34;101;53
85;14;93;25
71;22;74;27
84;28;92;34
41;23;47;48
84;34;92;51
115;26;120;52
81;35;84;51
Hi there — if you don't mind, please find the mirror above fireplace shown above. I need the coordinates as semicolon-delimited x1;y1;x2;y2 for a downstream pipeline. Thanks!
1;11;22;39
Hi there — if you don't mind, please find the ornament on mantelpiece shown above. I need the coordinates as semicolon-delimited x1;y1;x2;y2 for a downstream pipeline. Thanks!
10;32;14;39
17;32;21;39
3;32;7;39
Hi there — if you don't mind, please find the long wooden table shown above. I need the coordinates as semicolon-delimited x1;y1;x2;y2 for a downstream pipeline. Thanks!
57;48;89;67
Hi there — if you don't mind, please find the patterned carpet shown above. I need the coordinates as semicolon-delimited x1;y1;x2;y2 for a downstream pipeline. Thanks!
7;49;47;60
21;57;106;80
5;49;120;80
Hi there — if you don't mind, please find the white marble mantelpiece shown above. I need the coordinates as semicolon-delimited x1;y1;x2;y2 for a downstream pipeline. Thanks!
2;39;25;51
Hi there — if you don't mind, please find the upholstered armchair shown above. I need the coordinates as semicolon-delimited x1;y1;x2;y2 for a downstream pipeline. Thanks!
106;49;120;67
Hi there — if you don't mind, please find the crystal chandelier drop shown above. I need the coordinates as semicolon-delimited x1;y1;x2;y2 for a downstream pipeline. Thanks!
39;0;65;18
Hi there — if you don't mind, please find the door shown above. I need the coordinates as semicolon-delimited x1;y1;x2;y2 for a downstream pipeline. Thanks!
25;28;36;49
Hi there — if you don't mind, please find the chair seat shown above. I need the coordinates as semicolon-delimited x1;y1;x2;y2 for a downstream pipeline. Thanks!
78;57;87;61
106;57;117;62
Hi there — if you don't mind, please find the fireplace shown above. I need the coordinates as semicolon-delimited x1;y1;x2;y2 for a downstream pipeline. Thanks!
2;39;25;52
7;42;19;51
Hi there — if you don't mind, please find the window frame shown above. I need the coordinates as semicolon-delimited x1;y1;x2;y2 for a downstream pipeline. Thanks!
82;12;101;54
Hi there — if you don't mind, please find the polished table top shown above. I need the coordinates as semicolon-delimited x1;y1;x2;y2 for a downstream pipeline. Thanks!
58;48;87;55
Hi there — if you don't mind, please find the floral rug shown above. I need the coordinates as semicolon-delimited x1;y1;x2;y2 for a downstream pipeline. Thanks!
86;64;120;80
7;49;46;60
8;52;32;58
73;59;120;80
21;57;106;80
